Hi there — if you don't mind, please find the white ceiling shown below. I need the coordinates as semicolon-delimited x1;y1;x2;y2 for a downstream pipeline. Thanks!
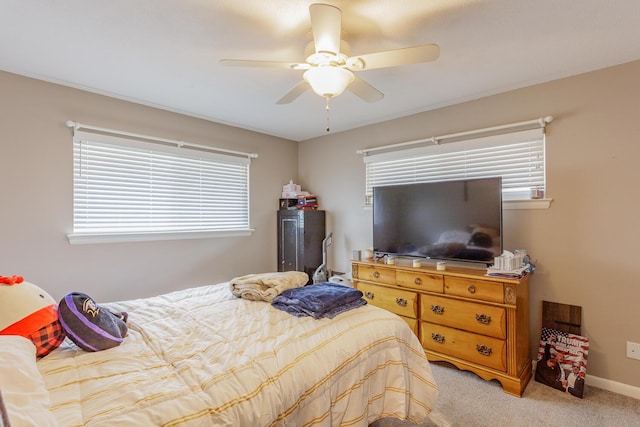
2;1;640;141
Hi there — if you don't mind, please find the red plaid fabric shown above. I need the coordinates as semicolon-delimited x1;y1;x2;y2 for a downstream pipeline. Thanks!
27;319;65;358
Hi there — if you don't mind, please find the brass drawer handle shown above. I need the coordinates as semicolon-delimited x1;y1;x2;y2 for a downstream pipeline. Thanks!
475;314;492;324
414;277;422;285
431;333;445;344
395;298;407;307
365;291;374;300
476;345;492;356
373;271;380;279
431;305;445;315
467;284;476;294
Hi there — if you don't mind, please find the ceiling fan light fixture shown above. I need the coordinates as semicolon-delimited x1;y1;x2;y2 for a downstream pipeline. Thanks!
303;66;355;98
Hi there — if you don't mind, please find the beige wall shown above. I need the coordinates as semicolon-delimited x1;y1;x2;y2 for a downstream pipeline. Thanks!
2;59;639;389
298;60;640;388
0;71;298;302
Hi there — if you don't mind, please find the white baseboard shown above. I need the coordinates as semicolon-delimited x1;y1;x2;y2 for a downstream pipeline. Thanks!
586;374;640;400
532;360;640;400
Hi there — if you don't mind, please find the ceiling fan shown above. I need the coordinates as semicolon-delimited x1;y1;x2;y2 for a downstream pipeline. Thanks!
220;3;440;105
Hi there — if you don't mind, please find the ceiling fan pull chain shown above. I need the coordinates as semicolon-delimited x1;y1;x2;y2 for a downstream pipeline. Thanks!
325;97;331;132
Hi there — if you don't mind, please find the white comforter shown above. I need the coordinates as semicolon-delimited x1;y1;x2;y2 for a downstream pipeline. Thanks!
9;282;440;426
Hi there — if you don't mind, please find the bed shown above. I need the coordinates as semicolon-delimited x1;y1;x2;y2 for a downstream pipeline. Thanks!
1;280;444;426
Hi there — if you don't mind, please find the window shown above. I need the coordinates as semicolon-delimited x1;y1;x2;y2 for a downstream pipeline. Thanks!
68;129;254;244
363;128;546;206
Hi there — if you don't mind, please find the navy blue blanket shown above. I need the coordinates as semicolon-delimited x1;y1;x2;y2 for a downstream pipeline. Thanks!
271;282;366;319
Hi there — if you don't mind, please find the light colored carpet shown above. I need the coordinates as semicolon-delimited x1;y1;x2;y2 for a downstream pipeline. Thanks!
371;361;640;427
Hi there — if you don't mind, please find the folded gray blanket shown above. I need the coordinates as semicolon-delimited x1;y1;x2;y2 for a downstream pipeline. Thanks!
271;282;366;319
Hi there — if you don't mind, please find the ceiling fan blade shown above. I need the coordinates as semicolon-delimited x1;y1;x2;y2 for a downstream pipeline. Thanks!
220;59;308;70
309;3;341;54
347;75;384;103
351;44;440;71
276;81;310;104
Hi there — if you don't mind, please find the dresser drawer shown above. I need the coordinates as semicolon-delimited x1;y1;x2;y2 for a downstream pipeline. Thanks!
400;315;419;336
396;271;443;293
420;294;506;339
421;322;507;372
444;276;504;303
357;265;396;285
358;282;418;319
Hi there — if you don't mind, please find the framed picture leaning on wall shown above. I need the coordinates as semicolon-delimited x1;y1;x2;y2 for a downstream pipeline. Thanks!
534;326;589;398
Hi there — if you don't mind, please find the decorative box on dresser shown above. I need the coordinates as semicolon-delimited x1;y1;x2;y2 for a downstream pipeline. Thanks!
351;259;531;397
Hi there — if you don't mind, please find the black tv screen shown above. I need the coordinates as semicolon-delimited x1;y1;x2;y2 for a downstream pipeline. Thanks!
372;178;502;264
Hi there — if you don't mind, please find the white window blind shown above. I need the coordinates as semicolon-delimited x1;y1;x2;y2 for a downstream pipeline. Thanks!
364;128;545;203
70;130;252;241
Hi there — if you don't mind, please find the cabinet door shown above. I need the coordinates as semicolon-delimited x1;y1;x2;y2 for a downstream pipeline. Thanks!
279;216;299;271
300;210;326;276
277;210;325;280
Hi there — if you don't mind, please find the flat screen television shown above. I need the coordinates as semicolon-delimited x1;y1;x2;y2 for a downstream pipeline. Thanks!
372;177;502;264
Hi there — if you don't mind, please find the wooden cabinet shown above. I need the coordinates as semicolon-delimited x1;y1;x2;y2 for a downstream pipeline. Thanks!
277;210;325;282
351;259;531;397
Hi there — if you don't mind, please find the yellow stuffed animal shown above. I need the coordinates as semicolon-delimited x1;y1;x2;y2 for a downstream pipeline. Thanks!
0;275;65;357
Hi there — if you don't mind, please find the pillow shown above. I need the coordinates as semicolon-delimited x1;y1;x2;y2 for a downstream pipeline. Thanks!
0;335;58;426
58;292;128;352
0;279;65;358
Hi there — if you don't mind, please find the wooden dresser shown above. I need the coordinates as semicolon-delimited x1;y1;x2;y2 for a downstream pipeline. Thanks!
351;259;531;396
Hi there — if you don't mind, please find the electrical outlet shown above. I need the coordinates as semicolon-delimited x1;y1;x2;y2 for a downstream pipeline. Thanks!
626;341;640;360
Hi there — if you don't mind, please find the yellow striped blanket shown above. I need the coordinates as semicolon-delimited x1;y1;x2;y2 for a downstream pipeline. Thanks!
28;282;442;426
